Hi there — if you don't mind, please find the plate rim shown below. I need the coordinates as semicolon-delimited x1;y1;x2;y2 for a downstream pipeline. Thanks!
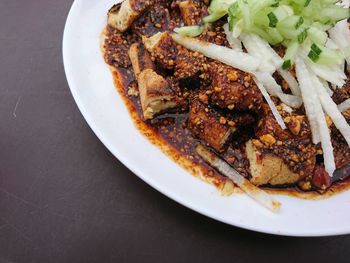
62;0;350;237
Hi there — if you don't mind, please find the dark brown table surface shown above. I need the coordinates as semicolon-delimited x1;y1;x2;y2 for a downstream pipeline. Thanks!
1;1;350;262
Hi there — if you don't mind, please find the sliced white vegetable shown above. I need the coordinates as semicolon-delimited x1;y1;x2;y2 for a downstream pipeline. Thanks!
319;78;334;96
278;69;302;97
240;34;276;73
281;103;293;113
223;23;243;51
306;60;347;87
296;58;336;176
295;57;321;144
328;19;350;70
254;72;302;108
196;144;281;213
253;77;286;129
315;75;350;146
243;33;284;68
338;98;350;112
171;33;260;73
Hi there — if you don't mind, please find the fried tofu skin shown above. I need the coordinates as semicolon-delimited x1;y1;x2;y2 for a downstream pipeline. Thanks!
128;43;155;77
138;69;178;120
108;0;152;32
209;62;263;111
188;99;254;152
246;104;316;186
188;100;234;152
142;32;178;70
179;0;206;26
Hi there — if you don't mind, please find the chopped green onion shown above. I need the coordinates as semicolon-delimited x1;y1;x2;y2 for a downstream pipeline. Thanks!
304;0;311;7
174;26;204;37
308;49;320;62
268;12;278;27
228;2;239;16
308;26;328;45
282;60;292;69
295;16;304;29
202;12;226;23
311;43;322;55
297;28;308;43
283;41;299;69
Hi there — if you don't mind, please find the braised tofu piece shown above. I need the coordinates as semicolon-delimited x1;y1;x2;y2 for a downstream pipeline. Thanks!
331;110;350;170
108;0;152;32
132;5;172;37
188;100;234;152
103;27;131;68
246;140;301;186
138;69;178;119
188;99;254;152
179;0;207;25
128;43;155;77
142;32;178;69
332;78;350;104
246;104;316;186
209;62;263;111
174;47;207;88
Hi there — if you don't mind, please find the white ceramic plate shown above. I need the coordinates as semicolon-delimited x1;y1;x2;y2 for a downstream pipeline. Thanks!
63;0;350;236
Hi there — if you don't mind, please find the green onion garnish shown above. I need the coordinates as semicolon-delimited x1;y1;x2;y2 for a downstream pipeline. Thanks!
268;12;278;27
295;17;304;29
304;0;311;7
297;28;308;43
311;43;322;55
282;60;292;69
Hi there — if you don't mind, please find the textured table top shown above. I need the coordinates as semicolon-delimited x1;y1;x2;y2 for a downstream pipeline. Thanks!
1;1;350;263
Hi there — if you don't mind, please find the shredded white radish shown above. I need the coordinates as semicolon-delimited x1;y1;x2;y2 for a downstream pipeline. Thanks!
240;34;276;73
171;33;260;73
306;60;346;87
278;69;302;97
253;77;286;129
223;23;242;51
314;75;350;147
245;33;283;69
254;72;302;108
196;144;281;213
315;109;336;176
338;98;350;112
319;78;334;96
281;103;293;113
296;58;336;176
328;19;350;71
295;57;321;144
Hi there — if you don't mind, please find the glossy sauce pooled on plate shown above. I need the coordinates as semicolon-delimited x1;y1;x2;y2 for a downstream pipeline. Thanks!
102;0;350;197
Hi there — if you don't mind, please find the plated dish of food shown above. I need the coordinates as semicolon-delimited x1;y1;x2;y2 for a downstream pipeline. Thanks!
63;0;350;235
102;0;350;210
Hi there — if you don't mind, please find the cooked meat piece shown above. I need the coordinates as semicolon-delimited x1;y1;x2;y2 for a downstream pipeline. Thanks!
138;69;178;119
178;0;207;25
128;43;155;77
188;99;254;152
142;32;178;70
209;62;263;111
246;103;316;186
108;1;153;32
332;78;350;104
132;4;173;37
174;47;207;88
